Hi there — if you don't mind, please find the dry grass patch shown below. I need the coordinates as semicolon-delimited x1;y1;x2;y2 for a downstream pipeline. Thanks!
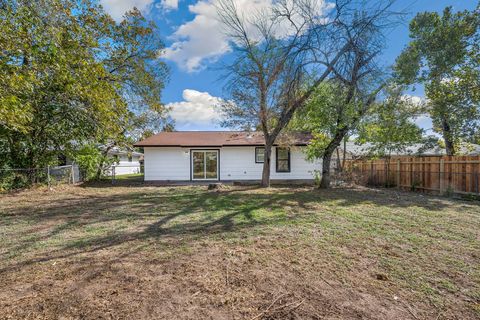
0;184;479;319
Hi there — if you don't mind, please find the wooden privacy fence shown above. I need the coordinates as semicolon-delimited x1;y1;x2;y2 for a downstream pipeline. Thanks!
344;156;480;195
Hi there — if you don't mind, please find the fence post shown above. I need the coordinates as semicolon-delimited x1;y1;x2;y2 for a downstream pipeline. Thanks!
47;165;51;189
476;172;479;194
396;159;401;189
370;161;374;185
439;159;445;195
70;165;74;184
111;166;115;185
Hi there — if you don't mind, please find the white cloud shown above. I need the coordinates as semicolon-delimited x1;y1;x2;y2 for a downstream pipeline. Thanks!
402;94;425;106
162;0;230;72
163;0;333;72
156;0;179;11
167;89;223;125
100;0;154;21
400;95;433;131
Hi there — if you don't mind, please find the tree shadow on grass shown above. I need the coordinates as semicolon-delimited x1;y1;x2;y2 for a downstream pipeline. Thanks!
80;179;232;188
0;185;471;274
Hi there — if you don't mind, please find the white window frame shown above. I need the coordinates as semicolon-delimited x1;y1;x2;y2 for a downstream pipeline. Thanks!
255;147;265;163
191;150;219;181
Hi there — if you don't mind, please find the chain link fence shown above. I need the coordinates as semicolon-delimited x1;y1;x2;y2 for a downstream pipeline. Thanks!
0;164;81;191
0;163;145;190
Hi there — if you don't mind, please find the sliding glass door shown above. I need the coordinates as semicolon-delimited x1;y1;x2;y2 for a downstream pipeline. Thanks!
192;150;219;180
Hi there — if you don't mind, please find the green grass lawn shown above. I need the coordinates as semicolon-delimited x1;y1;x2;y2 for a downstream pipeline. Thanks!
113;172;144;181
0;184;479;319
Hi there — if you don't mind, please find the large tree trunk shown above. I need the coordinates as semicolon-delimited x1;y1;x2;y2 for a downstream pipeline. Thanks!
319;129;348;189
319;150;334;188
441;117;455;155
261;143;272;187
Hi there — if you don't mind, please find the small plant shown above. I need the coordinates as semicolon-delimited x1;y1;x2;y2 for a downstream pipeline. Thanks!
313;170;322;187
385;176;397;188
444;185;455;197
411;179;422;192
460;193;480;201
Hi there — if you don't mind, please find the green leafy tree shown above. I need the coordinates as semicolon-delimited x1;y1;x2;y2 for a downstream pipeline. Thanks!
0;0;168;175
291;80;385;188
74;144;113;181
357;88;424;159
356;87;424;185
217;0;398;187
395;6;480;155
289;4;393;189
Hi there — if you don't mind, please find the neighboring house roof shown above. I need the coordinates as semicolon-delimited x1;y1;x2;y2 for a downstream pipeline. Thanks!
106;147;143;157
344;142;480;157
134;131;312;147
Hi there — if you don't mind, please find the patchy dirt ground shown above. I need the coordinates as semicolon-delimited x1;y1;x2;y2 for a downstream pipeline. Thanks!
0;184;479;319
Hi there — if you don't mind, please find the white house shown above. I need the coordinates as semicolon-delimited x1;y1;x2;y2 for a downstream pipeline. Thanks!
108;148;143;175
134;131;322;182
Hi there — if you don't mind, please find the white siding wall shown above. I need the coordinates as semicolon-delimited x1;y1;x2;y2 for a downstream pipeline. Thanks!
271;147;321;180
221;146;320;180
144;146;321;181
114;155;141;175
144;147;190;181
220;147;262;180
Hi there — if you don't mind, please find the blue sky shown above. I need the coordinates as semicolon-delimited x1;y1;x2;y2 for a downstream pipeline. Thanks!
100;0;478;131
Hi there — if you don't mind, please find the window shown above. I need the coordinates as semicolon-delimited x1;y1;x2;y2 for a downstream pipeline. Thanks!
128;155;133;162
255;147;265;163
276;148;290;172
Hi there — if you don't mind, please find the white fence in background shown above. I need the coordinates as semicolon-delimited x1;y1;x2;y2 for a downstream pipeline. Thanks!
110;165;144;184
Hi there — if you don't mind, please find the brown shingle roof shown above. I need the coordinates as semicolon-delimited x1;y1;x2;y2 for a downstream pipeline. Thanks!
134;131;312;147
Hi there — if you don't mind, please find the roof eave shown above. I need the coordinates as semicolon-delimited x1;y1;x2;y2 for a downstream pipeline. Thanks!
135;143;309;148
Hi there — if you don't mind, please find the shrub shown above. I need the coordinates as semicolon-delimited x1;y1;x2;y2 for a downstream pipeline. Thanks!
0;170;31;191
74;145;103;181
74;144;116;181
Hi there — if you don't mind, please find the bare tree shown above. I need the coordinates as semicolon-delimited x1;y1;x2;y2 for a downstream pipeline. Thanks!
217;0;348;187
315;0;401;188
217;0;399;187
294;0;400;188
